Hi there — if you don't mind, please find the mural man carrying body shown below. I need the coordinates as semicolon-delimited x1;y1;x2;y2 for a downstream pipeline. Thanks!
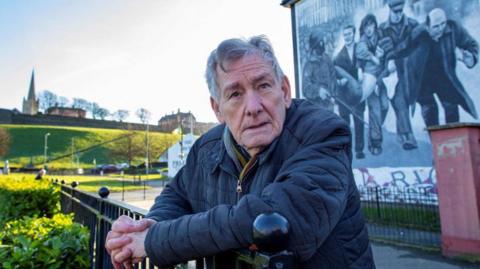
393;8;479;126
380;0;419;150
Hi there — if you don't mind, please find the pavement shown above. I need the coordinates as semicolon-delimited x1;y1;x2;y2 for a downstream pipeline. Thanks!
105;184;480;269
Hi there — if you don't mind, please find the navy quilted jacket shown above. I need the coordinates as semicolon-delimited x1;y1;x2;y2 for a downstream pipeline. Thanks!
145;99;375;268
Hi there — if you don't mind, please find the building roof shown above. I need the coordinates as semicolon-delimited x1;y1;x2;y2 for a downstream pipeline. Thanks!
159;110;196;122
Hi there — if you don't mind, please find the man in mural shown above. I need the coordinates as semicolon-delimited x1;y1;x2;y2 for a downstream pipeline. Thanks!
379;0;419;150
302;29;337;111
356;14;390;156
334;24;366;159
393;8;478;126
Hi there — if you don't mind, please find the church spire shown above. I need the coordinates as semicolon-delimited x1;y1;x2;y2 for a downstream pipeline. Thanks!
28;69;36;100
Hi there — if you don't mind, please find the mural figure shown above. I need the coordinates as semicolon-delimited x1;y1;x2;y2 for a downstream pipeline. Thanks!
356;14;390;155
392;8;479;126
302;29;337;111
380;0;419;150
334;24;366;159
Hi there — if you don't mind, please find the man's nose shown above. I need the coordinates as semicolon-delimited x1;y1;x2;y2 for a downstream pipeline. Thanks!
245;90;263;116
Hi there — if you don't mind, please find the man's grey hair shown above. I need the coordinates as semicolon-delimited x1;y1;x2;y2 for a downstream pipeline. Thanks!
205;35;284;100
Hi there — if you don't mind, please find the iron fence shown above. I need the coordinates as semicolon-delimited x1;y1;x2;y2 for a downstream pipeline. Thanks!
360;186;441;249
57;181;293;269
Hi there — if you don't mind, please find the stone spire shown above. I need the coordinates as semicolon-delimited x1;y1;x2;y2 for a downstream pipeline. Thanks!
27;70;36;100
22;69;39;115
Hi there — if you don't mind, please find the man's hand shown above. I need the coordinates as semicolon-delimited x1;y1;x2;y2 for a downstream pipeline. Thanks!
105;215;156;269
462;50;475;68
319;87;330;100
375;46;385;59
112;229;150;266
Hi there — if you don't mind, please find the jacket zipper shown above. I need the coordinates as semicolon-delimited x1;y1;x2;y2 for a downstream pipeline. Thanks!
236;156;258;201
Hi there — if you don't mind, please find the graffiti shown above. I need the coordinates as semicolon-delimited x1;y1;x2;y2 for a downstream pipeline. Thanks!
436;136;466;158
354;166;438;204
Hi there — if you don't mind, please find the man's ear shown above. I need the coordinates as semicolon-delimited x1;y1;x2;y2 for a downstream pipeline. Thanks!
210;97;225;123
281;76;293;108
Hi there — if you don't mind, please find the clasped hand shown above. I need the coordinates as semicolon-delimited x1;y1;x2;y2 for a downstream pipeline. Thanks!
105;215;156;269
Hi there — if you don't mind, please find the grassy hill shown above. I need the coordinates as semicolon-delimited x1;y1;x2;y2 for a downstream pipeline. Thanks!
0;124;179;169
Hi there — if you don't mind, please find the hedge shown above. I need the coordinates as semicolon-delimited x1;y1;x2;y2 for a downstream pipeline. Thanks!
0;177;59;227
0;214;90;269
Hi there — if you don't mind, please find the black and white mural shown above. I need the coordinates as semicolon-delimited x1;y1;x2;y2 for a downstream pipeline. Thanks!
290;0;480;195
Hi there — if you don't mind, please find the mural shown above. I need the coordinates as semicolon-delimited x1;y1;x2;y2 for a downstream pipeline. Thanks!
293;0;480;172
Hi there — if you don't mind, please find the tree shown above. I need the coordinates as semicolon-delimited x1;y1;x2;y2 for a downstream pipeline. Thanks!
112;110;129;122
57;96;70;107
89;102;100;119
136;108;151;124
96;108;110;120
38;90;57;111
108;131;143;166
73;98;91;110
0;128;10;157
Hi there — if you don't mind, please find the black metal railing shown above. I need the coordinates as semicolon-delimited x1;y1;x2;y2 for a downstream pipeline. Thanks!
359;186;441;249
56;181;293;269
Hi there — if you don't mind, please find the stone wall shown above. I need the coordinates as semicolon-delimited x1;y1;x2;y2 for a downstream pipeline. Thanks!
0;109;162;132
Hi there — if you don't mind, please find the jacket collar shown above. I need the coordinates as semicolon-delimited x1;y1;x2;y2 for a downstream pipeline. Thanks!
211;101;299;174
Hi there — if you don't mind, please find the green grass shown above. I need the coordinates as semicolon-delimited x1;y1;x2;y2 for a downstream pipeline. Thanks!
0;124;179;169
0;173;166;193
362;204;441;232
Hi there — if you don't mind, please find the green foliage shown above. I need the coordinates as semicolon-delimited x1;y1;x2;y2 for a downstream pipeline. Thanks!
0;214;90;269
0;128;10;157
0;124;179;169
0;177;59;227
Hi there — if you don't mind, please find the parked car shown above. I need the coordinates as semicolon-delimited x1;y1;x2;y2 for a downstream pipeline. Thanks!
90;164;119;174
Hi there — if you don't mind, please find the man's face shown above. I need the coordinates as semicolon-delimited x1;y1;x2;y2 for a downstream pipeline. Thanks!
365;22;376;38
343;28;355;46
210;54;292;156
389;5;404;23
428;11;447;41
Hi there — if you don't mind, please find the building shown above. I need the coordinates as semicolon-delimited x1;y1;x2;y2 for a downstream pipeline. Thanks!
45;106;87;118
158;109;196;134
22;70;39;115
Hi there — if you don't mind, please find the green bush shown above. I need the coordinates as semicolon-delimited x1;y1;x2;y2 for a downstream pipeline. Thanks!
0;177;60;227
0;214;90;269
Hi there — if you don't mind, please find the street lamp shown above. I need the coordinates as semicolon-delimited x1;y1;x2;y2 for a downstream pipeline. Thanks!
44;133;50;167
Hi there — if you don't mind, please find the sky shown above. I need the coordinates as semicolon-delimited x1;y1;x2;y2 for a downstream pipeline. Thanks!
0;0;294;123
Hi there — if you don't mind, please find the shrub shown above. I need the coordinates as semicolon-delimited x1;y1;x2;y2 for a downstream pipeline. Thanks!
0;177;60;227
0;214;90;269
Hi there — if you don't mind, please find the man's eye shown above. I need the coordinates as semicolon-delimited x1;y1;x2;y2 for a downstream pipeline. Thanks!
229;91;240;99
259;83;271;90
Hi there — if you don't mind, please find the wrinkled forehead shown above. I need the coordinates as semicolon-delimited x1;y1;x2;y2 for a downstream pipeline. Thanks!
216;53;273;76
430;12;447;26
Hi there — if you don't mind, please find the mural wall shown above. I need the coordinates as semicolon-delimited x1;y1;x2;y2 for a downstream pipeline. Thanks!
290;0;480;196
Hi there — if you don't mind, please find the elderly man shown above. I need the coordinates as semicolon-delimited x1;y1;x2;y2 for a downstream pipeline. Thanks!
380;0;419;150
393;8;478;126
105;35;375;269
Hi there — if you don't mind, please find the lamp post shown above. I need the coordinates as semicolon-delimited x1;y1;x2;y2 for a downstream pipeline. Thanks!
44;133;50;167
145;120;150;176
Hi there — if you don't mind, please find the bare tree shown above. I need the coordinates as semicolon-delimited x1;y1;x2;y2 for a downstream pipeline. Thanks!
73;98;91;110
112;110;129;122
0;128;10;157
136;108;151;124
57;96;70;107
38;90;57;111
97;108;110;120
89;102;100;119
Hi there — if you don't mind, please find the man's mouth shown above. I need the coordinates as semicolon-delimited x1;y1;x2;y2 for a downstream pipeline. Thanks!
245;122;269;131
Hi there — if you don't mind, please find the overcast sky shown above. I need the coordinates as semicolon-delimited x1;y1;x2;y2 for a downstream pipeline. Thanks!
0;0;294;123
